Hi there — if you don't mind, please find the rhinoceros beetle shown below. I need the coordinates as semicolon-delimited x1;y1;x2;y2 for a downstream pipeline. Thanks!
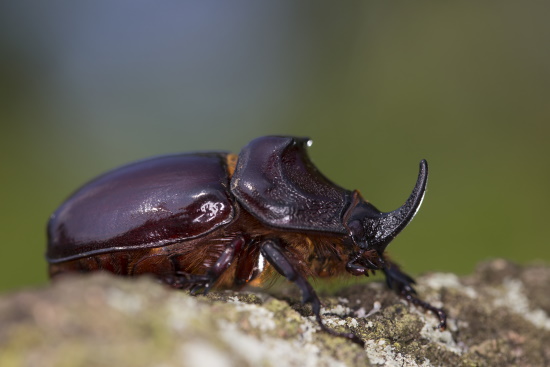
47;135;446;346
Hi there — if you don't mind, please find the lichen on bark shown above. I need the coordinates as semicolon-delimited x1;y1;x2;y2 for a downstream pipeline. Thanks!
1;259;549;367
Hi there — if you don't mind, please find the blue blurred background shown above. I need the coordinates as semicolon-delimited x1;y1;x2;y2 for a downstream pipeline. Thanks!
1;1;549;292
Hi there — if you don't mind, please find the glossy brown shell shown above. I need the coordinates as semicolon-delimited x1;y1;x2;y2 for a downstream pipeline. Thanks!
47;153;235;262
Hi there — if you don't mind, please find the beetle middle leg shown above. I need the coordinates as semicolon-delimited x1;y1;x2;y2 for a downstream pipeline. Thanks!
381;257;447;330
161;235;246;293
187;235;246;294
260;239;364;346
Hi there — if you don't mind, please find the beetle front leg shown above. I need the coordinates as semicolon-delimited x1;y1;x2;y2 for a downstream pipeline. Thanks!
381;258;447;330
260;239;364;346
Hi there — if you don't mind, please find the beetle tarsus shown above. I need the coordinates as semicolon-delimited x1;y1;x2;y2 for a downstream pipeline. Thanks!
260;239;365;347
165;272;211;291
382;260;447;330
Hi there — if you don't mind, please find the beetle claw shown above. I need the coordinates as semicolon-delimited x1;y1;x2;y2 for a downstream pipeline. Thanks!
165;272;211;293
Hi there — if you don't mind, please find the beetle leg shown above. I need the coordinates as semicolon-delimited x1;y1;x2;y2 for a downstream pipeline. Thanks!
260;239;364;347
165;272;211;290
133;255;211;290
382;259;447;330
189;235;246;295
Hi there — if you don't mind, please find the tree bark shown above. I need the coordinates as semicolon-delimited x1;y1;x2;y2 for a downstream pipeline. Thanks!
1;259;549;366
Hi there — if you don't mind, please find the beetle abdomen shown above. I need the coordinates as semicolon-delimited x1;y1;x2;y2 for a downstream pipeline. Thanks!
47;153;235;262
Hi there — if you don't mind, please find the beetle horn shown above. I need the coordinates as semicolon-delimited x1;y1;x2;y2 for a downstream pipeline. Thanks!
371;159;428;253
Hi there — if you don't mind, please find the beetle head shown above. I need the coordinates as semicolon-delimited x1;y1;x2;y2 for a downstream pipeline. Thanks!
345;160;428;254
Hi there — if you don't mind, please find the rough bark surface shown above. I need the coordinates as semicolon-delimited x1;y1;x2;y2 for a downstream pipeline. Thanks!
1;259;549;367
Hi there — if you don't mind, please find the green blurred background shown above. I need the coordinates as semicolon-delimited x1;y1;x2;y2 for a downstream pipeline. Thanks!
1;1;549;293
